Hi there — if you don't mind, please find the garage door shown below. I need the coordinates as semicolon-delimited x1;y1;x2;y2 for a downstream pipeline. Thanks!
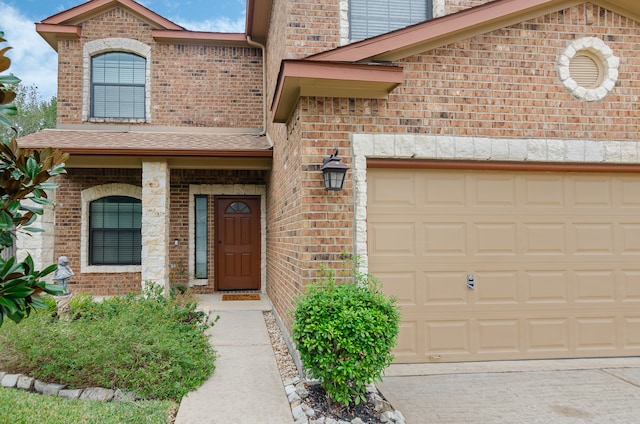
367;168;640;363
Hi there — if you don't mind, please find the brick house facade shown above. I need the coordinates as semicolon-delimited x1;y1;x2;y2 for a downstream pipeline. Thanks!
19;0;640;363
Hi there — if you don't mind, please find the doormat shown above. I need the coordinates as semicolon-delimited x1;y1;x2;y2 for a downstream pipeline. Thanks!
221;294;261;301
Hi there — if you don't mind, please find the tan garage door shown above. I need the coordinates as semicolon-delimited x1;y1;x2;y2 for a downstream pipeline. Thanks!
367;168;640;363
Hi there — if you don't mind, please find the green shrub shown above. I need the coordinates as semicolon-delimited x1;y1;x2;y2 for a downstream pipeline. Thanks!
0;286;215;401
292;265;400;406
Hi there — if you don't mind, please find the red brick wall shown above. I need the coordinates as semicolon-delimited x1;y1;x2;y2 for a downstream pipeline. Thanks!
55;169;142;296
55;168;267;295
386;4;640;139
56;6;263;128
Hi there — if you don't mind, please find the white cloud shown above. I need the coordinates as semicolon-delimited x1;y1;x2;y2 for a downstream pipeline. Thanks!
0;3;58;100
175;15;245;33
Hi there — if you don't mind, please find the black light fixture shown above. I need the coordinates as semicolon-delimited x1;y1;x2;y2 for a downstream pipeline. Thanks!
321;148;348;191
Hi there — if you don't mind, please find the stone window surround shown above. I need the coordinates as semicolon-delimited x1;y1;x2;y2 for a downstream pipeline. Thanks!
557;37;619;102
352;134;640;273
83;38;152;123
80;183;143;274
339;0;444;45
187;184;267;292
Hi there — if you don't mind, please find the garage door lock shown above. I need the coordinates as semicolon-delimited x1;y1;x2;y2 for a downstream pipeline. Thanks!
467;274;475;290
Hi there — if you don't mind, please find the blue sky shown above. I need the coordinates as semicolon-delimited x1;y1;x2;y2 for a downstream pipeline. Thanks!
0;0;246;100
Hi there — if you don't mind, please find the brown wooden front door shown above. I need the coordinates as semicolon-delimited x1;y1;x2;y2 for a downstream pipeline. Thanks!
215;196;261;291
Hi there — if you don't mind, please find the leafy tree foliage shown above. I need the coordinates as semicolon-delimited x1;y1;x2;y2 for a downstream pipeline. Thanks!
1;84;56;139
0;32;69;327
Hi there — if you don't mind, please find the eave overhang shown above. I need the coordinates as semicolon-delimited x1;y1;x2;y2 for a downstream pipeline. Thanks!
64;151;273;170
246;0;274;44
40;0;184;28
271;61;404;123
35;24;82;50
152;30;250;47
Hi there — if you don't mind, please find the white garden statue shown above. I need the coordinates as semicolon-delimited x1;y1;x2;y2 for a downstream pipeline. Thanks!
52;256;74;316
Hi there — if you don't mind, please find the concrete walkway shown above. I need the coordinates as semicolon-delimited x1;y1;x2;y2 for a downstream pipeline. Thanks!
378;358;640;423
175;294;293;424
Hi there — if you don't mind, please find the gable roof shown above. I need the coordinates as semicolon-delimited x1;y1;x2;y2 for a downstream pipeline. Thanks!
272;0;640;123
310;0;640;63
36;0;257;50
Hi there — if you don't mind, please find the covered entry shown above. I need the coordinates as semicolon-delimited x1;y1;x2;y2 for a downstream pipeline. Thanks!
367;166;640;363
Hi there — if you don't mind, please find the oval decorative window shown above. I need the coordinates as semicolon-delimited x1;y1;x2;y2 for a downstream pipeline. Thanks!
557;37;619;102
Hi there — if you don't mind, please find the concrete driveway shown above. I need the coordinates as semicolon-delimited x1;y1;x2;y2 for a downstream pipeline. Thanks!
377;358;640;423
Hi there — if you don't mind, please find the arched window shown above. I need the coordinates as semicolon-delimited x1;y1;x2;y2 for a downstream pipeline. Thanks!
89;196;142;265
91;52;146;119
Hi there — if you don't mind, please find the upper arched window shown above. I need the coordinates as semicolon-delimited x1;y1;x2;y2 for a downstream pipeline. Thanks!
91;52;146;119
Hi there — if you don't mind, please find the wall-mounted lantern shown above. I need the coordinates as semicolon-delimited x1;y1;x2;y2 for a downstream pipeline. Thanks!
321;149;348;191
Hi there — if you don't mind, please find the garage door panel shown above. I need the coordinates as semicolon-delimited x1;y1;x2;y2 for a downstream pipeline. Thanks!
474;271;519;304
571;178;613;207
424;223;467;255
425;320;470;356
622;271;640;301
476;319;520;354
576;317;617;350
621;224;640;254
526;318;570;352
620;179;640;206
523;223;567;255
423;271;469;305
623;318;640;348
473;223;518;255
369;222;416;256
525;271;570;303
473;176;517;207
368;173;416;207
368;168;640;363
394;321;420;360
375;271;418;306
574;270;616;303
523;176;565;207
572;223;615;254
424;174;466;206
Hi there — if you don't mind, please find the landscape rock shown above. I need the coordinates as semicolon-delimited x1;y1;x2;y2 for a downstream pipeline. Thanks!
1;373;21;388
80;387;115;401
59;389;84;400
292;404;307;421
34;380;48;393
43;383;67;396
113;389;141;402
16;376;35;391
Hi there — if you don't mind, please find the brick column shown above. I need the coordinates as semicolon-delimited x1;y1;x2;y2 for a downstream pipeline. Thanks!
141;161;170;294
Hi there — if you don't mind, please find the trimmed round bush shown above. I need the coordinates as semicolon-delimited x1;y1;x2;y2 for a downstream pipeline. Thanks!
292;269;400;406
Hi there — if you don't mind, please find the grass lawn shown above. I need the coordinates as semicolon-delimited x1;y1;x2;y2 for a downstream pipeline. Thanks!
0;387;176;424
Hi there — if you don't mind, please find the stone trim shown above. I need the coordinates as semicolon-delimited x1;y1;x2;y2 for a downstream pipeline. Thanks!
557;37;619;102
351;134;640;273
82;38;152;122
187;184;267;291
80;183;143;274
141;161;170;292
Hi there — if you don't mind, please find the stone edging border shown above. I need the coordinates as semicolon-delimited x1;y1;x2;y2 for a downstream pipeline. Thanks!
284;376;406;424
0;371;139;402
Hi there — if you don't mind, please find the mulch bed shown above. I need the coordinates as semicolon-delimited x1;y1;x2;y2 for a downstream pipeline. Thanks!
303;383;384;423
